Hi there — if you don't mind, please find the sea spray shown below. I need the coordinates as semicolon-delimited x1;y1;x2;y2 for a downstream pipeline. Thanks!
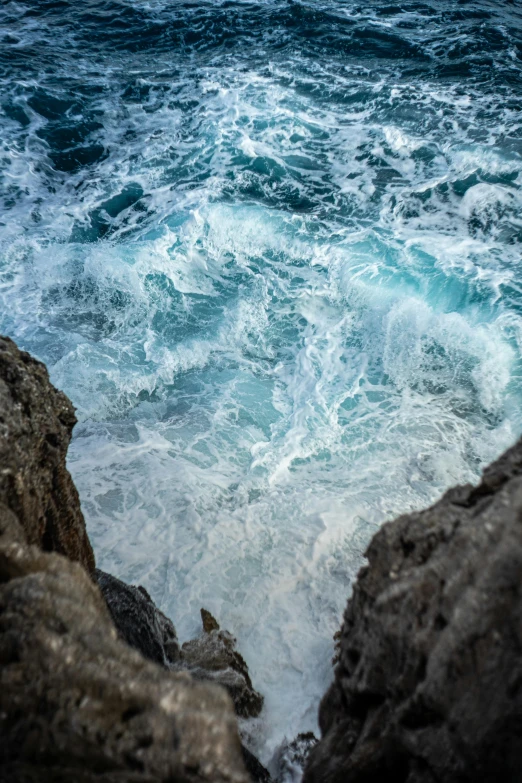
1;0;522;761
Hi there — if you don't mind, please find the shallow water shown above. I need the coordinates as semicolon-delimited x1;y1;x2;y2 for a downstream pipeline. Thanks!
2;0;522;762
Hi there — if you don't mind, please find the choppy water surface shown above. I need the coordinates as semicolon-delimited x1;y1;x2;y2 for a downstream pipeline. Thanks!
2;0;522;760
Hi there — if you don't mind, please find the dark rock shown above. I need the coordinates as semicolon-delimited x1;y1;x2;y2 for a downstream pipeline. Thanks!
93;577;265;726
0;515;249;783
242;745;273;783
332;630;341;666
304;438;522;783
95;568;180;667
0;336;94;572
93;574;270;783
0;335;249;783
272;733;318;783
181;608;264;719
202;606;221;633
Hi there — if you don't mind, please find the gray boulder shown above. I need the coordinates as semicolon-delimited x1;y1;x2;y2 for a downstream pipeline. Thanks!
304;438;522;783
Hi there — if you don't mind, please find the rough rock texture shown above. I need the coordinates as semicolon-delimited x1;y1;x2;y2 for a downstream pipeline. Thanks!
93;576;268;777
202;607;220;633
242;746;273;783
0;515;249;783
94;576;270;780
181;609;264;719
0;336;94;572
304;439;522;783
0;335;249;783
96;568;181;667
271;733;317;783
93;576;264;726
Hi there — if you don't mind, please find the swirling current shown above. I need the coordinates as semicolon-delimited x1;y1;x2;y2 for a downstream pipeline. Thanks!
2;0;522;763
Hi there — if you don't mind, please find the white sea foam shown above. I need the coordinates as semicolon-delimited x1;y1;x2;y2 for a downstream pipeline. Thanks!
1;0;522;764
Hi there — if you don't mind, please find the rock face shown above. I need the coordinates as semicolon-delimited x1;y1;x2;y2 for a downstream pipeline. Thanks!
96;568;181;667
272;733;318;783
181;609;264;720
0;336;249;783
94;576;264;723
242;746;273;783
304;439;522;783
0;336;94;572
7;331;522;783
0;516;249;783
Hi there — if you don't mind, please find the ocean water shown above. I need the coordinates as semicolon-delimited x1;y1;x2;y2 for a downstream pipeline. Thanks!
2;0;522;763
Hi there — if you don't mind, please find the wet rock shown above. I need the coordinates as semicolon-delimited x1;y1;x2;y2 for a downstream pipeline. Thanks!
95;568;181;667
272;733;318;783
0;335;249;783
0;336;94;571
242;745;273;783
331;630;341;666
93;579;264;727
181;608;264;719
202;606;220;633
0;516;249;783
304;438;522;783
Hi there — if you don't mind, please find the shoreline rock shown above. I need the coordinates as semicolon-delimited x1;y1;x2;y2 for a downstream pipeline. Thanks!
0;335;251;783
94;570;268;778
304;438;522;783
181;609;264;720
3;332;522;783
0;336;94;571
0;523;248;783
94;572;264;721
95;568;181;667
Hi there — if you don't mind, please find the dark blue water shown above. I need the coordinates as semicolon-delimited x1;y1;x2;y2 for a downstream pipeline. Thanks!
2;0;522;760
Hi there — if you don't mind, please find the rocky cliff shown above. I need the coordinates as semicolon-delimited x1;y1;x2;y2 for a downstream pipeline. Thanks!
304;438;522;783
2;332;522;783
0;336;251;783
0;336;94;570
95;570;264;721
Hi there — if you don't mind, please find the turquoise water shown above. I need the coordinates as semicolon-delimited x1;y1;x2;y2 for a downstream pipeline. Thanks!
2;0;522;761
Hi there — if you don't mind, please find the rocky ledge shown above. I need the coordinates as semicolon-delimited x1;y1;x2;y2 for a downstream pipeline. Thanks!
95;569;264;720
0;335;94;570
0;336;259;783
304;438;522;783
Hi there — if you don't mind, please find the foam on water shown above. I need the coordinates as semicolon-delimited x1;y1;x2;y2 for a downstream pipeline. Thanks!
2;0;522;763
